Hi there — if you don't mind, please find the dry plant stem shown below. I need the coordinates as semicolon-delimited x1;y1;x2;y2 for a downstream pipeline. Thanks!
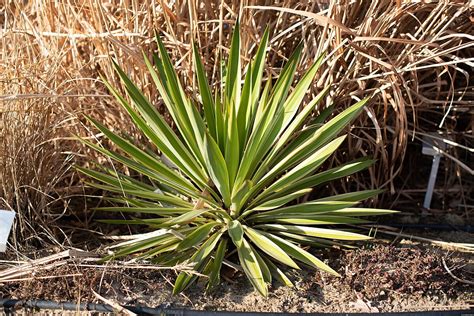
441;257;474;286
366;225;474;253
0;249;92;282
0;249;200;286
92;289;137;316
77;263;198;272
1;273;83;283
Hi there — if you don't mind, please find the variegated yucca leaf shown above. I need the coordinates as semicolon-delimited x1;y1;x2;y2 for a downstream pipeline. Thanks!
78;22;396;296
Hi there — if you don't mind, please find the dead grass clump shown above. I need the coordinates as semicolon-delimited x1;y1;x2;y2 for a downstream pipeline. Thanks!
0;99;68;248
0;40;83;249
0;0;472;248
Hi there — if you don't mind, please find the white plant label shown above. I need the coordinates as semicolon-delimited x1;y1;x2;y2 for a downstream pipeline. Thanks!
0;210;15;252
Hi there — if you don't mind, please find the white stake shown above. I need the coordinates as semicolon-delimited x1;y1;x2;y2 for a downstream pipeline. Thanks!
423;154;441;209
421;133;446;209
0;210;15;252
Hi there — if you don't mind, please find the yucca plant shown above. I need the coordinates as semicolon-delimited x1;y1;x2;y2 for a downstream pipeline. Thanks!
78;22;395;296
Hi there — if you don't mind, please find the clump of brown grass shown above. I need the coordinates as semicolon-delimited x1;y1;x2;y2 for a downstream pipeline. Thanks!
0;0;472;248
0;31;84;249
0;99;67;249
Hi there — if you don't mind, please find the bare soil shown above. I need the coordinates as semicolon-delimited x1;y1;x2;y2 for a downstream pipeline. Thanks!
1;234;473;313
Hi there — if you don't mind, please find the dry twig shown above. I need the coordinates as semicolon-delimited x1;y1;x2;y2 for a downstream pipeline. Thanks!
442;257;474;285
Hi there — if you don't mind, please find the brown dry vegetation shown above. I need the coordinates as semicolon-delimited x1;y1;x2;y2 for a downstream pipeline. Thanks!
0;0;472;250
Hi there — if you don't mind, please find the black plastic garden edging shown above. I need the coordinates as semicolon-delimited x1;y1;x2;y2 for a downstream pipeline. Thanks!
0;298;472;315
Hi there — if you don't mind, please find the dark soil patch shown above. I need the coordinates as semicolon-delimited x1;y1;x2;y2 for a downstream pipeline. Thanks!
335;244;458;297
1;237;473;313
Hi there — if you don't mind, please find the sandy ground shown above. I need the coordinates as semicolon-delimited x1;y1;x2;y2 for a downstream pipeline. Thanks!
1;233;473;314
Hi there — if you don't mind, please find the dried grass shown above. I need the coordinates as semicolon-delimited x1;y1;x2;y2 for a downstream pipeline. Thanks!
0;0;472;248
